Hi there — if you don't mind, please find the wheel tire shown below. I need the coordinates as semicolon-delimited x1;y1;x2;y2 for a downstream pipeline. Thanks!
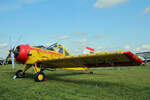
89;71;94;74
34;72;45;82
16;70;25;78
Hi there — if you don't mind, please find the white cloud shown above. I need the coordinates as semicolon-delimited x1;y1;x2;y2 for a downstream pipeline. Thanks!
96;33;103;39
73;31;86;36
76;39;87;44
0;0;44;11
59;36;71;40
94;0;128;8
0;48;9;58
0;43;8;49
95;46;104;52
124;45;131;50
73;49;81;53
135;47;141;52
71;39;88;53
141;45;150;50
135;45;150;52
0;4;21;11
144;6;150;14
71;48;83;55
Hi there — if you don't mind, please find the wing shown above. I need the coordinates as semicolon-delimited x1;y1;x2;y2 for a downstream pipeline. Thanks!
38;51;143;68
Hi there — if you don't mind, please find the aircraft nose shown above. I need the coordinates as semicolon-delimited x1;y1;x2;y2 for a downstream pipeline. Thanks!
14;45;30;64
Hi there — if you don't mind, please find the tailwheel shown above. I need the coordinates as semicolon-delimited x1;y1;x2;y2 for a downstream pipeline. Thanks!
34;72;45;82
16;70;25;78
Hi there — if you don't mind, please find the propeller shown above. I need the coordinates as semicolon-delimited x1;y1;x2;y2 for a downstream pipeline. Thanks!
7;34;22;69
6;47;16;69
10;49;15;69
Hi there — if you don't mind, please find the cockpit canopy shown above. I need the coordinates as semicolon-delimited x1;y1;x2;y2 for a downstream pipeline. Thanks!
34;43;71;56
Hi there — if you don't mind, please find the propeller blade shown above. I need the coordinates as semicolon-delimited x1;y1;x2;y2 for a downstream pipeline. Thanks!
10;50;15;69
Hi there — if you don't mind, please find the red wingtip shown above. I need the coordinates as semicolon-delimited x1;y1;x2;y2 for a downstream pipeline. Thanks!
124;51;143;65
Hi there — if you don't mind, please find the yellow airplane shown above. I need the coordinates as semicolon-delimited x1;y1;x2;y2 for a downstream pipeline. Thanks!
10;43;143;82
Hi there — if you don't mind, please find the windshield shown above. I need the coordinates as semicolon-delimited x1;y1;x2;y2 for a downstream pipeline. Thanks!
46;43;58;51
34;43;58;51
33;43;71;56
34;45;47;49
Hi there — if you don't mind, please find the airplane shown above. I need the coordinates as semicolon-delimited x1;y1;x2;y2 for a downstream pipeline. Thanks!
0;57;11;65
9;43;143;82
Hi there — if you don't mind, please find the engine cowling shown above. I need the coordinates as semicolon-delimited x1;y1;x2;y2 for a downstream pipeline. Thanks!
14;45;30;64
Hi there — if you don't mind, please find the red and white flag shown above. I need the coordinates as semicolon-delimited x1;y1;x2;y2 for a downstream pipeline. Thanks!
83;46;95;54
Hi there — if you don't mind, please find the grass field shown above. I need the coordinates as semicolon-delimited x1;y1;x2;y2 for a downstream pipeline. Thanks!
0;64;150;100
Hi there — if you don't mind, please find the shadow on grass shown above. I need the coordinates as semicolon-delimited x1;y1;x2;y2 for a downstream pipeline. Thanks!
20;72;150;98
3;70;150;99
25;72;148;87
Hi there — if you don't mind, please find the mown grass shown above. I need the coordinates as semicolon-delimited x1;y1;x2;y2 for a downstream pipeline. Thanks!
0;64;150;100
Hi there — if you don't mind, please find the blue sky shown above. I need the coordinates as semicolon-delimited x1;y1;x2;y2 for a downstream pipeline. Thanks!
0;0;150;58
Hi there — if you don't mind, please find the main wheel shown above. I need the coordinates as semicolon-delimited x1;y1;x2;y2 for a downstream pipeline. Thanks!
34;72;45;82
16;70;25;78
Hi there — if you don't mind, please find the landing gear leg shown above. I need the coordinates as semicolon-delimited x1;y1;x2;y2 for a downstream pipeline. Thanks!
32;64;46;82
16;65;31;78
